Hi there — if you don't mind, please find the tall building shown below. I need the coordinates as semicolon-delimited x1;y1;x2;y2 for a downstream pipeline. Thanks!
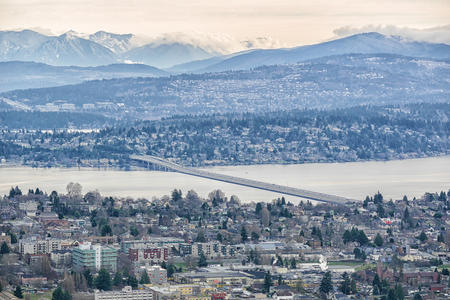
73;242;117;272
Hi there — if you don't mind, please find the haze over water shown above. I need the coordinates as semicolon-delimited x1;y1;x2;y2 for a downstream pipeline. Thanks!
1;156;448;203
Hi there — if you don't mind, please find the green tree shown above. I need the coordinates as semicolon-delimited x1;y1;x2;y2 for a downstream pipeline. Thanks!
263;271;273;293
417;231;427;243
95;269;112;291
9;232;17;244
130;226;139;237
319;271;333;297
413;293;423;300
52;286;71;300
374;233;384;247
14;286;23;298
140;271;150;284
339;272;351;295
216;232;223;242
241;226;248;242
255;202;263;215
0;242;10;254
101;224;112;236
377;204;386;218
113;271;122;287
290;258;296;269
171;189;182;202
127;275;138;288
83;269;93;288
167;264;176;278
198;253;208;267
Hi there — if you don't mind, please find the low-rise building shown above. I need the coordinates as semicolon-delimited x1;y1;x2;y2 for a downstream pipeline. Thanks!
94;286;152;300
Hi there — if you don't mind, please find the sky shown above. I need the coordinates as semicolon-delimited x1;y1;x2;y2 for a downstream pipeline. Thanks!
1;0;450;47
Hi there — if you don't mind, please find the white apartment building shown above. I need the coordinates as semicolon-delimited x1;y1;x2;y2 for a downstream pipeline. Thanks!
19;238;62;255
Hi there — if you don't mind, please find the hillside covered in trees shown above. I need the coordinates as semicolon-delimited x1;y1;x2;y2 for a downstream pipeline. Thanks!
0;103;448;167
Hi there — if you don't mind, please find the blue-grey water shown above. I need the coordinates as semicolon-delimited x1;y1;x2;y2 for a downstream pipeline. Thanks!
1;156;449;203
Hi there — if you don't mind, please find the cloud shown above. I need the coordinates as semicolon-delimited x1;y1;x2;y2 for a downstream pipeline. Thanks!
139;32;285;54
333;25;450;45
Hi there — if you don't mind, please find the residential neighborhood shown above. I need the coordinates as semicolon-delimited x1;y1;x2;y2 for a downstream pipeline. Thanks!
0;184;448;299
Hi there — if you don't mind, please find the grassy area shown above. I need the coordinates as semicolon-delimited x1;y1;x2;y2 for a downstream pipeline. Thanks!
25;291;52;300
173;262;188;272
438;264;450;270
356;263;377;271
328;261;364;266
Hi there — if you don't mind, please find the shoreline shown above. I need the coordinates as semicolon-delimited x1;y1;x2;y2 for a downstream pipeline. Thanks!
0;153;448;172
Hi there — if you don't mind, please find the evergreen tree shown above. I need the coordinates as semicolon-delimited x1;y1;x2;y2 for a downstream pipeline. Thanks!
418;231;427;243
339;272;351;295
101;224;112;236
140;271;150;284
241;226;248;242
130;226;139;237
372;274;382;295
263;271;273;293
167;264;176;277
290;258;296;269
198;253;208;267
255;202;263;214
14;286;23;298
413;293;423;300
83;269;93;288
319;271;333;297
0;242;10;254
52;286;71;300
374;233;384;247
9;232;17;244
374;192;383;204
127;275;138;288
95;269;112;291
113;271;122;287
377;204;386;218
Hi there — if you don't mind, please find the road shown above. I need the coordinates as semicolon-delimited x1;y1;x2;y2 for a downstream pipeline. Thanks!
130;155;355;204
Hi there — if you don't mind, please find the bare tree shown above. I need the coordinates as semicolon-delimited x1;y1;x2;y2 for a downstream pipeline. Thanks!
66;182;82;198
261;207;270;227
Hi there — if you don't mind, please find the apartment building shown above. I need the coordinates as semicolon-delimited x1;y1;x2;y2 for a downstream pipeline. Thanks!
72;242;117;272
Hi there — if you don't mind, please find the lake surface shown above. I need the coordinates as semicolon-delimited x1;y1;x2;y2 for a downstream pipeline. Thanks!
0;156;449;203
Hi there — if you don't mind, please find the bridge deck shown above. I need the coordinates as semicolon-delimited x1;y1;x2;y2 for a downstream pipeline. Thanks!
130;155;354;204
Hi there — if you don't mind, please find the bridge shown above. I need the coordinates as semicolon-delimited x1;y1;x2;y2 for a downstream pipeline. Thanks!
130;155;355;205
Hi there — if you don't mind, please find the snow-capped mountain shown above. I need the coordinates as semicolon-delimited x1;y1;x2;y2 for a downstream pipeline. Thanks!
187;32;450;73
1;30;449;70
34;31;117;66
0;30;51;61
88;31;146;54
123;42;218;68
0;29;284;68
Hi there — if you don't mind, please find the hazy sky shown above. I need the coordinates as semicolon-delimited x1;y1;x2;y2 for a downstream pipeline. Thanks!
1;0;449;46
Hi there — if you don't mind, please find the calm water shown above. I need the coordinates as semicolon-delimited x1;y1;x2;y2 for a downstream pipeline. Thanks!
0;156;449;203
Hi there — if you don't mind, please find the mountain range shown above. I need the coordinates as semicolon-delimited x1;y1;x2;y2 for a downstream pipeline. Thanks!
2;54;448;118
0;61;167;92
173;32;450;73
2;30;450;71
0;30;280;68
